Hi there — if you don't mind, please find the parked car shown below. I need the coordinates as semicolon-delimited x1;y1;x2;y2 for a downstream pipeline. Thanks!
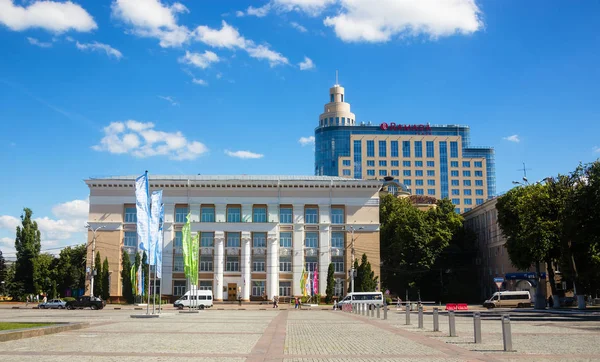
38;299;67;309
65;296;105;310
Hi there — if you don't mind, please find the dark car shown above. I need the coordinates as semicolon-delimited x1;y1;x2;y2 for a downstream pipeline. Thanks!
66;296;105;310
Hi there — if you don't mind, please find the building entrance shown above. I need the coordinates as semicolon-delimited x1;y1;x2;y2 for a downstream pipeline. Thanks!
227;283;237;301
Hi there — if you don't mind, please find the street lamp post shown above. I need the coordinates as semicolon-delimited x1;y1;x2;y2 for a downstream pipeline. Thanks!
349;226;364;293
85;224;105;297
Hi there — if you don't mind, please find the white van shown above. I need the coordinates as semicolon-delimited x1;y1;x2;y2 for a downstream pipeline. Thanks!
174;290;213;310
483;291;531;309
337;292;384;309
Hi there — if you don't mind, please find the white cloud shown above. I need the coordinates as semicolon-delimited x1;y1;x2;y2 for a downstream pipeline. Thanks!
27;37;52;48
298;136;315;146
246;44;289;67
235;10;245;17
323;0;483;43
298;56;314;70
246;4;271;17
0;0;97;33
273;0;335;16
225;150;264;159
52;199;89;220
111;0;190;48
290;21;307;33
192;78;208;86
158;95;178;106
76;41;123;59
503;135;520;143
92;120;208;160
178;50;220;69
593;146;600;153
0;215;20;231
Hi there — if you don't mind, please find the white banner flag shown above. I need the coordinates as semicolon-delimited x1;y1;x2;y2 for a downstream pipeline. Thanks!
135;172;150;295
149;190;162;266
156;202;164;279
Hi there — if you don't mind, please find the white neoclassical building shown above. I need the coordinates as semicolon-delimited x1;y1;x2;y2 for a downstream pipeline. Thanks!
85;175;381;302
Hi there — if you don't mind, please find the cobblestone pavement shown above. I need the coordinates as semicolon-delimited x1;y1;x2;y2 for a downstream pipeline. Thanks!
0;307;599;361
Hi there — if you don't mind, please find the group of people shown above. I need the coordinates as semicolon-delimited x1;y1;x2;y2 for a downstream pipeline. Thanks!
25;294;47;306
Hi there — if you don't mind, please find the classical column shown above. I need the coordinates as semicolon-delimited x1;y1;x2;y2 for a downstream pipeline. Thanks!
241;232;251;301
242;204;253;223
215;204;226;223
267;204;279;223
190;203;200;222
267;232;279;298
213;231;224;301
319;226;331;296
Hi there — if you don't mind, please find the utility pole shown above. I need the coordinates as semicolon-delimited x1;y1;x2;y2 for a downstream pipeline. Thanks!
86;224;105;297
349;226;364;293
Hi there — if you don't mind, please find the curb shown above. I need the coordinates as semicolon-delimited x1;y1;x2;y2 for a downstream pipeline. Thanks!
0;322;90;342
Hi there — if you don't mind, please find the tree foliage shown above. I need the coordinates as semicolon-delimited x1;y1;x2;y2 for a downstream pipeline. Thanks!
0;250;6;287
34;253;55;295
14;208;41;294
55;245;86;295
355;254;378;292
325;263;335;303
94;251;102;297
121;250;134;303
101;257;110;300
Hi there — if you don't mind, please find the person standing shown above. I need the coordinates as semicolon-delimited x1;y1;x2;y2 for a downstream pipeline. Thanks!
294;297;299;309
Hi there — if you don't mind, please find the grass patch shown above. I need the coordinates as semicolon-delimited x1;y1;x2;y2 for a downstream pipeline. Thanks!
0;322;54;331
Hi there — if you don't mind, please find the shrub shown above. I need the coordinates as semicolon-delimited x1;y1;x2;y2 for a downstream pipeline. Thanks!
386;297;393;305
62;297;76;302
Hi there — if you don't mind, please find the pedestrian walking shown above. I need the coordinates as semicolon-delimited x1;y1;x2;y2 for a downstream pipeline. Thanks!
238;295;242;306
333;300;337;310
294;297;299;309
43;295;47;304
273;295;279;308
25;295;29;307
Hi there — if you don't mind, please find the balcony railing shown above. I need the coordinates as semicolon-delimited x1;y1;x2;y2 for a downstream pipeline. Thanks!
279;247;292;257
225;247;240;256
304;247;318;257
330;248;343;257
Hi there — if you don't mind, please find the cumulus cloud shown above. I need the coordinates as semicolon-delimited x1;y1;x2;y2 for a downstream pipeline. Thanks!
225;150;264;159
323;0;483;43
238;4;271;17
158;95;178;106
290;21;307;33
503;135;520;143
298;136;315;146
593;146;600;153
0;215;20;231
192;78;208;86
194;21;288;67
76;41;123;59
92;120;208;160
0;0;97;33
273;0;335;16
178;50;219;69
111;0;191;48
298;56;314;70
27;37;52;48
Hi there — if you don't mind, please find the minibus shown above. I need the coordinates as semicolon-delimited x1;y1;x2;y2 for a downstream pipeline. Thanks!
337;292;384;309
173;290;213;310
483;291;531;309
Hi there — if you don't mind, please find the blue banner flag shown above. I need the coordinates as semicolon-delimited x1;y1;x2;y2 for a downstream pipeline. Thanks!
135;172;151;295
149;190;162;266
156;202;164;279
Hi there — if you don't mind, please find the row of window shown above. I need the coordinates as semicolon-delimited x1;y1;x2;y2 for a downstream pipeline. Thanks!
172;279;345;298
124;205;346;225
362;140;487;161
166;231;346;249
344;159;484;169
451;198;485;205
320;116;354;127
451;189;485;196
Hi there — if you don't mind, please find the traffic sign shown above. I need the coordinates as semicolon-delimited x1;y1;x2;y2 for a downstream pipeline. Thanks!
494;277;504;289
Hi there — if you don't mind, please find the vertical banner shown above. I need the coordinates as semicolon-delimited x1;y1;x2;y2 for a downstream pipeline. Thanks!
130;264;136;295
300;268;306;297
156;203;164;279
149;190;162;266
181;213;192;283
313;265;318;296
135;172;150;296
191;233;199;287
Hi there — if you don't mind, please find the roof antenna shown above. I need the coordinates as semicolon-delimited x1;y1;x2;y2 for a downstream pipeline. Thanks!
335;69;338;86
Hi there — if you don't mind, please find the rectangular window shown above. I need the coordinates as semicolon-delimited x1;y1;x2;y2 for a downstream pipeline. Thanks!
279;281;292;297
403;170;411;176
279;257;292;272
173;280;186;296
391;141;399;157
476;189;484;196
451;180;459;186
427;189;436;195
451;170;459;177
475;161;483;168
367;140;375;157
305;207;319;224
335;117;339;125
174;231;183;248
379;160;387;167
342;169;351;176
124;207;137;223
452;198;460;204
464;189;472;195
404;179;412;186
416;179;424;186
200;206;215;222
475;171;483;177
174;255;184;272
463;161;471;168
427;170;435;177
367;170;375;176
427;180;435;186
305;232;319;248
332;256;344;273
414;141;423;158
227;206;241;222
305;256;318;272
331;208;344;224
342;160;351;166
253;206;267;223
200;255;213;271
353;140;362;179
415;170;423;177
450;142;458;158
463;180;472;186
175;207;188;223
331;231;344;249
426;161;435;167
379;140;387;157
391;160;399;167
402;141;411;157
253;233;266;248
455;208;461;214
451;161;459;167
464;199;473;205
252;256;266;272
252;281;265;296
279;207;293;224
226;256;239;272
415;161;423;167
463;170;471;177
226;232;240;248
124;231;137;247
416;189;424;195
367;160;375;167
341;117;345;125
391;170;399;176
426;141;434;158
280;232;292;248
475;180;483;186
199;280;212;291
403;161;411;167
452;189;460;196
200;232;214;247
476;199;484;205
379;170;387;176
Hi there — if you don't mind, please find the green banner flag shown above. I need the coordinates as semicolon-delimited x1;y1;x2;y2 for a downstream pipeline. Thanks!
182;212;192;282
130;264;136;296
191;233;199;286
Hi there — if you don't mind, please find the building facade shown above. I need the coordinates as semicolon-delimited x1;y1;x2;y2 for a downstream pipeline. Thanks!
85;175;381;302
315;83;496;213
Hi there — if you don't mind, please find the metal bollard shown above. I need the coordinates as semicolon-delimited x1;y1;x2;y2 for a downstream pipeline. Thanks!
383;303;388;320
362;303;365;316
433;307;439;331
377;305;380;318
405;303;411;325
502;314;513;352
418;305;424;329
448;310;457;337
473;312;482;344
371;305;374;318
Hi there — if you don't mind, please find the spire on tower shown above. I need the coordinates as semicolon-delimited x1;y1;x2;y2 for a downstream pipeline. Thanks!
335;70;339;86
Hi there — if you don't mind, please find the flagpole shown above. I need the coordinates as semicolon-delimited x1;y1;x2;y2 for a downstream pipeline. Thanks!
145;171;150;315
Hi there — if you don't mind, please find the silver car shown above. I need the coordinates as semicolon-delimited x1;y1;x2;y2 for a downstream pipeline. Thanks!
38;299;67;309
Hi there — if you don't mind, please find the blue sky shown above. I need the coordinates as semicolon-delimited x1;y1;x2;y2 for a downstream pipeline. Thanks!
1;0;599;258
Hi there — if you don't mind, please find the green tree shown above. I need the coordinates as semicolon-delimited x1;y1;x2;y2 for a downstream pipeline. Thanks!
121;250;133;303
356;254;378;292
55;245;86;296
0;250;6;288
34;253;55;296
51;280;57;299
134;252;141;298
14;208;41;294
325;263;335;303
93;251;102;297
142;251;149;297
101;257;110;301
